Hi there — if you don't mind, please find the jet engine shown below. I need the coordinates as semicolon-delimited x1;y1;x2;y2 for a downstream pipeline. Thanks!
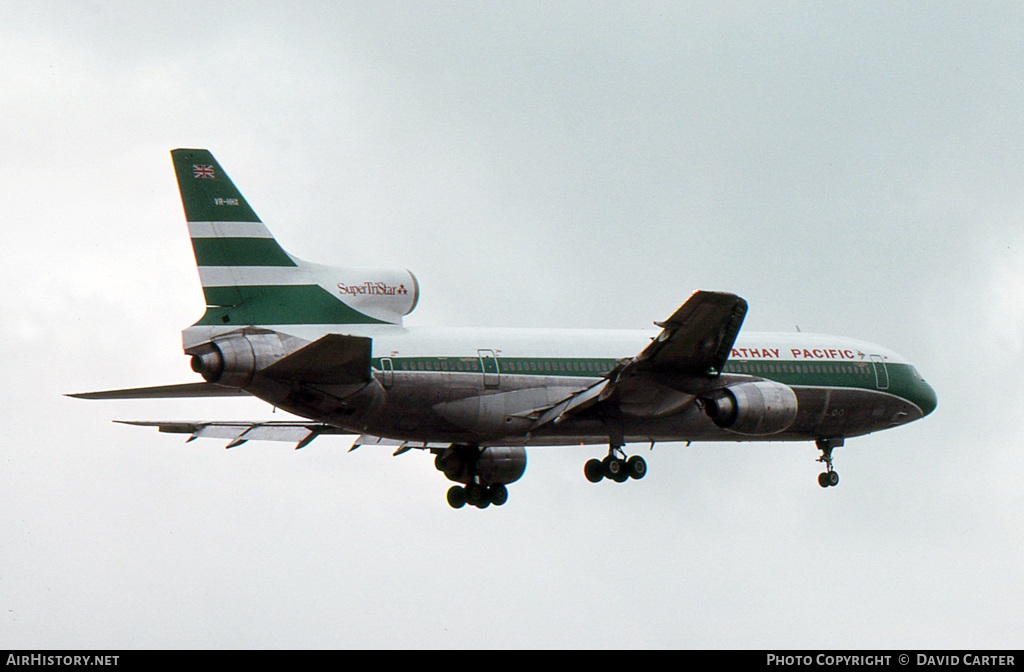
700;380;798;435
478;446;528;484
188;333;288;388
435;445;527;485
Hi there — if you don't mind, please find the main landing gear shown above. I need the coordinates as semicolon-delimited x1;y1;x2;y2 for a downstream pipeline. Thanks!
446;482;508;509
816;438;844;488
584;447;647;484
434;445;525;509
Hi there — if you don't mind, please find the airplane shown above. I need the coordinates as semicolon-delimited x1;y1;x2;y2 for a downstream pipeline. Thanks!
71;149;938;509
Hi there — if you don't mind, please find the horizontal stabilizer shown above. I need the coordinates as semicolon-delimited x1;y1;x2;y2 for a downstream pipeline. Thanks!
261;334;372;384
68;382;250;400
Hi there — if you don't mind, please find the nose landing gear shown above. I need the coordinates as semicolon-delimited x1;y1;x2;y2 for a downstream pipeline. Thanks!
816;438;843;488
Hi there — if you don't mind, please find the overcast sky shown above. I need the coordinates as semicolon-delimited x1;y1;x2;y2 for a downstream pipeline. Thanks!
2;1;1022;648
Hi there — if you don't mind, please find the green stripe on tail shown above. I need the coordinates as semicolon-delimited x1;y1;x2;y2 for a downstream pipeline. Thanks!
198;285;386;325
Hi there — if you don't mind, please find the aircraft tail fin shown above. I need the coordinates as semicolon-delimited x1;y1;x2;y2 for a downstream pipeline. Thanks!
170;149;418;328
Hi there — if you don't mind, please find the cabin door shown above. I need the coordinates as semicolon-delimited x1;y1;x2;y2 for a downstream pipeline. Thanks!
870;355;889;390
478;349;500;388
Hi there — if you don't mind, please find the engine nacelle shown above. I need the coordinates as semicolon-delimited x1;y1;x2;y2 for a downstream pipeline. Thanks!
478;446;528;485
700;380;798;435
188;333;287;388
435;445;527;485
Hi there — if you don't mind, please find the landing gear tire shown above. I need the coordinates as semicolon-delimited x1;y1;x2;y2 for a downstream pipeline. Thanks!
465;482;485;507
447;485;467;508
818;471;840;488
587;450;648;484
604;456;629;482
457;482;499;508
585;459;605;483
626;455;647;480
488;483;508;506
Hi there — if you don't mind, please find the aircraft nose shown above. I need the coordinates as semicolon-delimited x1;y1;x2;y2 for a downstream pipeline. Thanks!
917;379;937;417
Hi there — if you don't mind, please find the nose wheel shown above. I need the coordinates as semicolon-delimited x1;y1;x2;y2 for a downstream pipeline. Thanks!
816;438;843;488
817;470;839;488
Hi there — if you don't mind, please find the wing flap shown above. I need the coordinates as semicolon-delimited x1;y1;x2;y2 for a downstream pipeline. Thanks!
531;379;609;429
116;420;352;449
350;434;450;454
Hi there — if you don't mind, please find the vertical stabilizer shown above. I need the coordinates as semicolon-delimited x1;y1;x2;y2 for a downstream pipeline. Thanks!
171;149;418;329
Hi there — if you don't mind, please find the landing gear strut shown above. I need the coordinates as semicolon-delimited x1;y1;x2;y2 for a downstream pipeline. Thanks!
585;447;647;483
816;438;843;488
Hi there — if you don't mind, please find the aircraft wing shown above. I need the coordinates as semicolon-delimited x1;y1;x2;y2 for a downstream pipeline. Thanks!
116;420;353;449
634;290;747;376
530;291;747;431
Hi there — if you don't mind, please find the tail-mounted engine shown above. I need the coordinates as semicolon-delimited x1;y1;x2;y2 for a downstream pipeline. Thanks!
188;332;289;388
699;380;799;435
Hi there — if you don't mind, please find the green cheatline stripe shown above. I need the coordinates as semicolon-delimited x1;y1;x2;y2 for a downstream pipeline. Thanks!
191;237;296;267
196;284;388;325
370;356;923;403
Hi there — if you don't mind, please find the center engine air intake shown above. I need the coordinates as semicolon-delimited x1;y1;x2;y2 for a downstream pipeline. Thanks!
700;380;799;435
